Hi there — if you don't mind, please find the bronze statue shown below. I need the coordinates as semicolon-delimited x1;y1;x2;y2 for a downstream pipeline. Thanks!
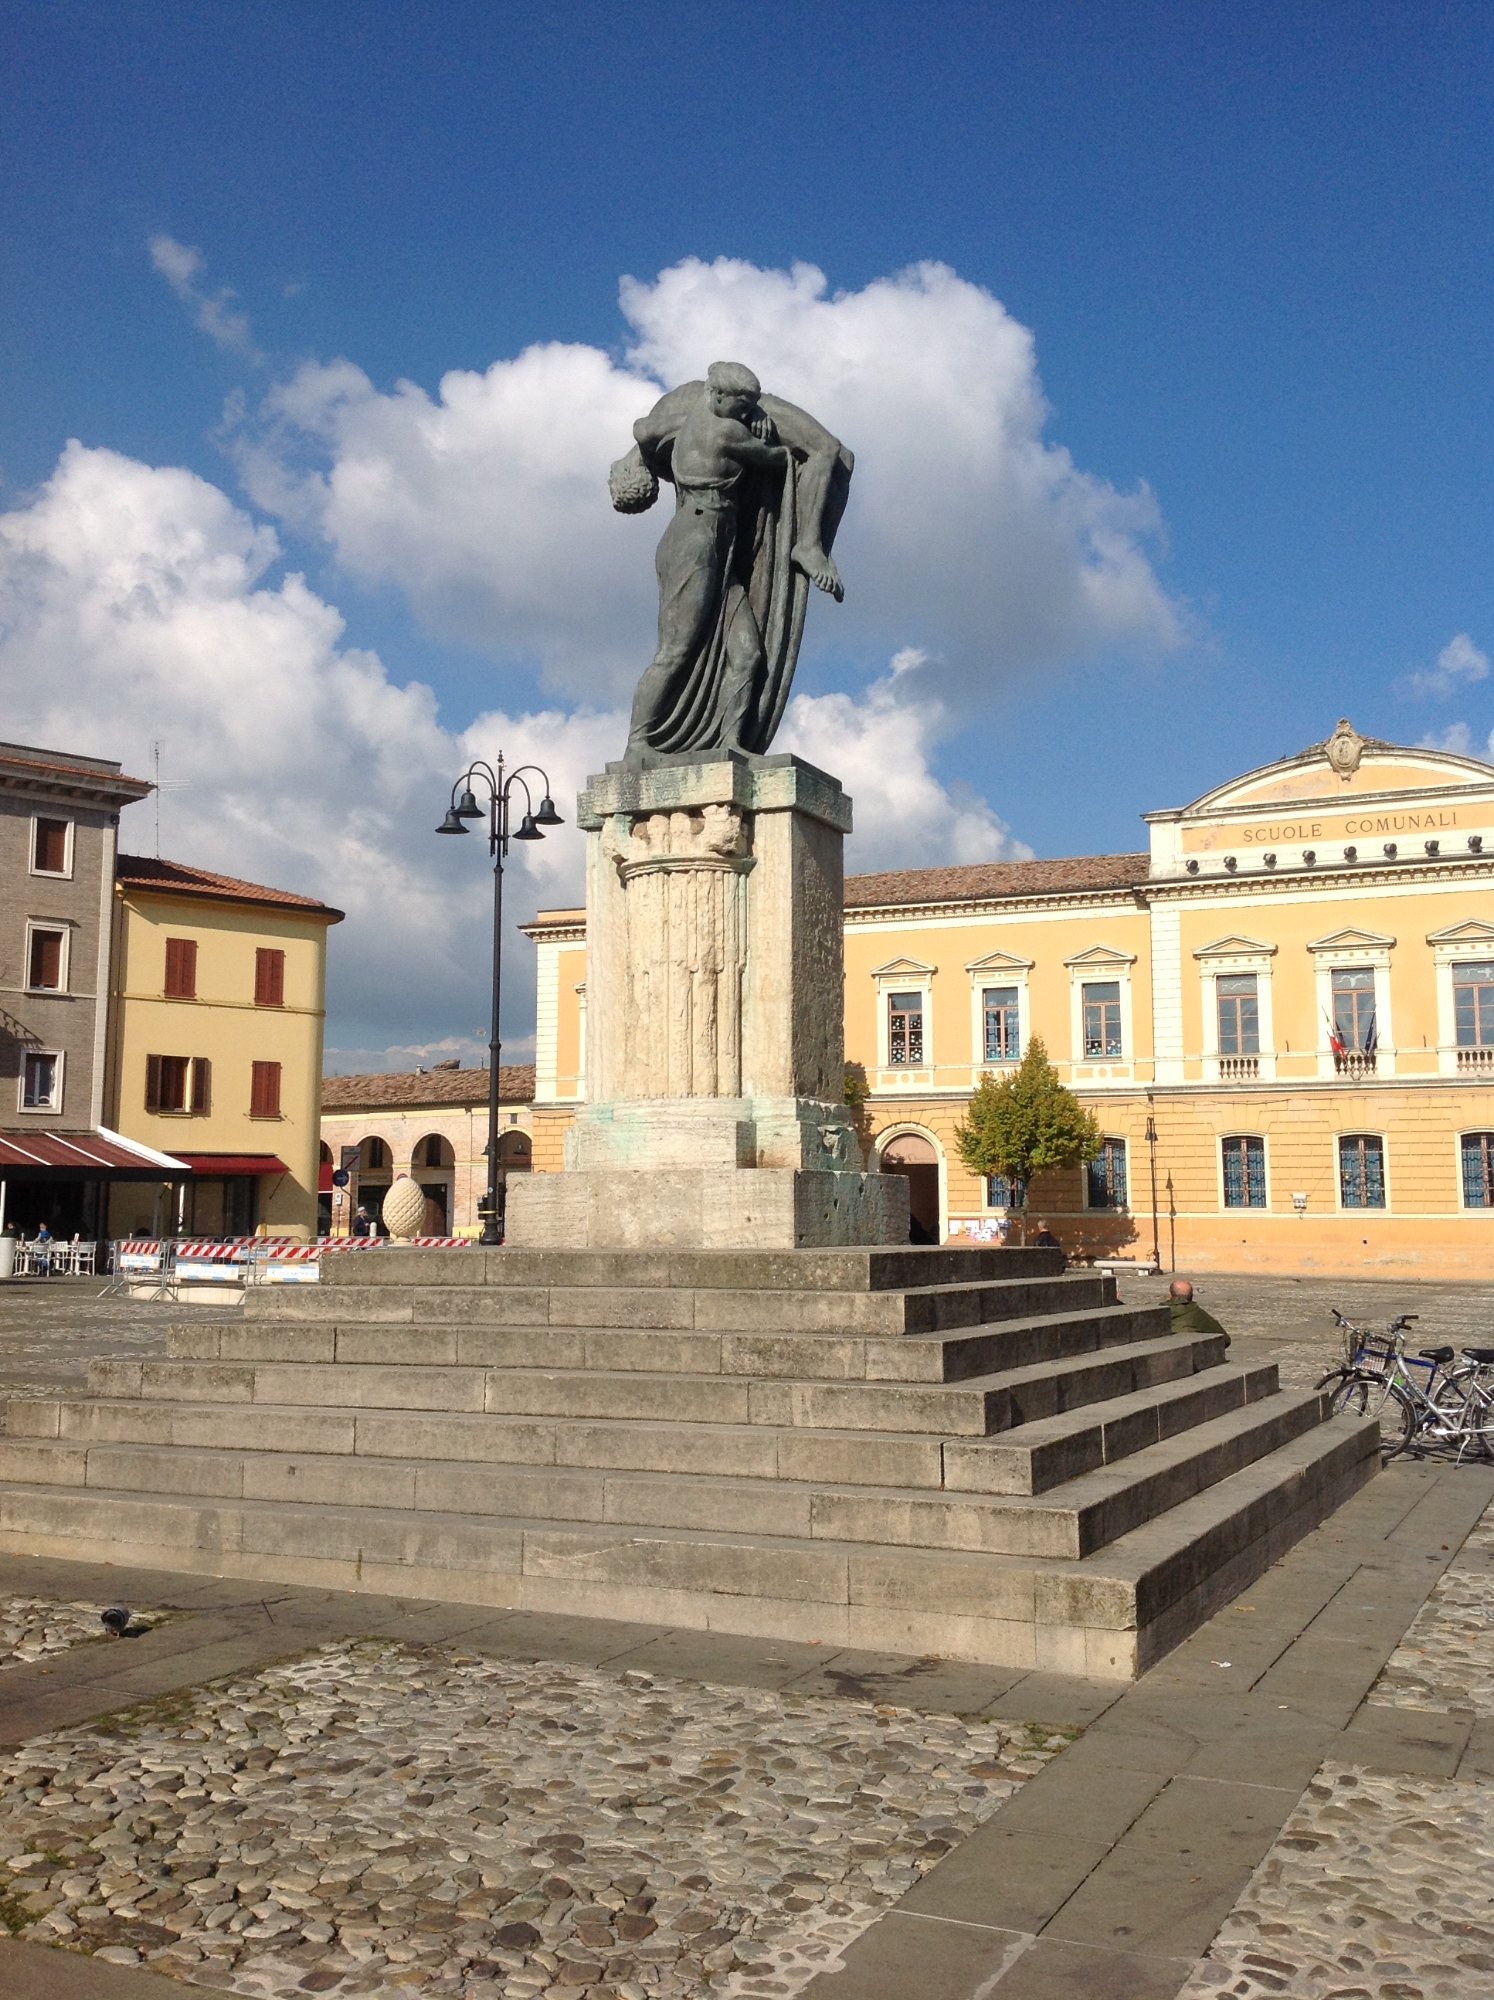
610;363;853;761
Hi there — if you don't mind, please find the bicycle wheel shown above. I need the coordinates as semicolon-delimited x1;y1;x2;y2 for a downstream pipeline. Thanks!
1430;1374;1494;1462
1326;1372;1415;1458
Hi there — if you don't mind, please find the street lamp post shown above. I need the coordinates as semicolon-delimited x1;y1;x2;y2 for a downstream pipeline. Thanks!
436;755;562;1245
1145;1100;1161;1272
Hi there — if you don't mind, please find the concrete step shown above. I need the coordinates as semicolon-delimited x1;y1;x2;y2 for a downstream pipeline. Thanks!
243;1269;1114;1336
0;1387;1324;1560
0;1413;1380;1677
164;1300;1169;1385
944;1362;1280;1494
310;1244;1070;1296
85;1328;1224;1436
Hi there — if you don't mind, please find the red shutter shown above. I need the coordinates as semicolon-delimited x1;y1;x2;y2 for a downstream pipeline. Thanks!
190;1057;212;1115
28;931;62;989
164;938;197;999
251;1061;281;1117
33;819;68;872
145;1054;162;1114
255;948;285;1007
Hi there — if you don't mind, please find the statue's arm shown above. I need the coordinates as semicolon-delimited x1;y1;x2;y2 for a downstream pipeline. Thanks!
757;394;854;475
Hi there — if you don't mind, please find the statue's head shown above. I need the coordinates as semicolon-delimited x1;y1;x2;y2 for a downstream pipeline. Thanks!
706;360;761;420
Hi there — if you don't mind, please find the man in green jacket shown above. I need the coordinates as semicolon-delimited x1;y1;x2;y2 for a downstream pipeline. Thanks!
1168;1279;1229;1349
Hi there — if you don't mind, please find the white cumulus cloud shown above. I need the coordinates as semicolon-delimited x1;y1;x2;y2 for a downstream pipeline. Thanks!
149;234;262;362
780;649;1033;872
1404;632;1490;700
235;256;1183;709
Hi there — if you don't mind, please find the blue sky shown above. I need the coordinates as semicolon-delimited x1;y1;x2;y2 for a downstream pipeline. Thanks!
2;1;1490;1067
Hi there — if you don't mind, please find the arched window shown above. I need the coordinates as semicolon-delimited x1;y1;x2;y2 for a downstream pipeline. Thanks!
413;1134;455;1170
1460;1133;1494;1209
319;1141;333;1164
1221;1136;1266;1209
360;1136;390;1172
496;1130;532;1173
1338;1134;1385;1209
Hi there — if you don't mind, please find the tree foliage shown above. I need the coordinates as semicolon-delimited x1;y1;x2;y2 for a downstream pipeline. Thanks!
954;1036;1101;1199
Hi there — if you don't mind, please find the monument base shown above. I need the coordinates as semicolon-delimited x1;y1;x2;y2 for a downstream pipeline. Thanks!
505;1164;908;1250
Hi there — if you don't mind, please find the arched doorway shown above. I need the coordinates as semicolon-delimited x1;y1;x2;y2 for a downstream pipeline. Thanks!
879;1131;943;1244
496;1129;532;1197
412;1133;455;1234
356;1136;391;1229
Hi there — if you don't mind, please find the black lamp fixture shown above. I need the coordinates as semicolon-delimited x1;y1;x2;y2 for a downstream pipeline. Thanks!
434;754;565;1245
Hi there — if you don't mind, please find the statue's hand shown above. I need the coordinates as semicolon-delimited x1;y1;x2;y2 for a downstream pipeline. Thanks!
609;449;659;514
750;408;776;443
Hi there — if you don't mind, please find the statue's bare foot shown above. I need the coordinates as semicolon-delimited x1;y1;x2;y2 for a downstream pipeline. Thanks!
792;543;843;601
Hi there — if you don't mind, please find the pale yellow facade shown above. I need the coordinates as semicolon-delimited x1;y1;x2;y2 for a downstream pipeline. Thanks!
106;865;341;1240
526;727;1494;1279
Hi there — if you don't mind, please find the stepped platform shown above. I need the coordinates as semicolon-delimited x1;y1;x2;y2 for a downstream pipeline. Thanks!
0;1246;1378;1679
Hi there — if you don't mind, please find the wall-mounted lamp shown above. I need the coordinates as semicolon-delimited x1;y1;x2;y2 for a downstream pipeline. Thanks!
1425;839;1440;857
1344;845;1357;861
1263;852;1277;868
1302;848;1316;865
1185;858;1200;874
1383;841;1397;858
1224;854;1238;872
1471;835;1484;854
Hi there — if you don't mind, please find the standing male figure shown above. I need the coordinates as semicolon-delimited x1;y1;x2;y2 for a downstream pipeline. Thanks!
610;362;853;761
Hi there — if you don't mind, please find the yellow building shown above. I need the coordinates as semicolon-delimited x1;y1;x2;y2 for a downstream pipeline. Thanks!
106;856;343;1240
526;722;1494;1279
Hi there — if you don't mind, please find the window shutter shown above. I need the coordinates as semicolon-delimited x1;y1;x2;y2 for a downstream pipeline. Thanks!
191;1057;212;1115
255;948;285;1007
145;1054;162;1114
165;938;197;999
251;1060;281;1117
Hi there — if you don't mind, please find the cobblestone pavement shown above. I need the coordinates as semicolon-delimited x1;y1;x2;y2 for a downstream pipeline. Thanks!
1181;1763;1494;1999
0;1636;1067;1999
0;1282;236;1402
1177;1495;1494;2000
1374;1507;1494;1715
1;1599;122;1671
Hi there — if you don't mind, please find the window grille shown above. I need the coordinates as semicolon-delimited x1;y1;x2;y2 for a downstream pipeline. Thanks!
1461;1133;1494;1209
1087;1138;1128;1208
1222;1135;1267;1208
1339;1134;1386;1209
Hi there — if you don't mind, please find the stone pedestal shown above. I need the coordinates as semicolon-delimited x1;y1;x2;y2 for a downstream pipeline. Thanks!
507;754;909;1249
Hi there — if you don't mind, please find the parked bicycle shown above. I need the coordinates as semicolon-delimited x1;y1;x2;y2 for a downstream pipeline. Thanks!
1315;1308;1494;1461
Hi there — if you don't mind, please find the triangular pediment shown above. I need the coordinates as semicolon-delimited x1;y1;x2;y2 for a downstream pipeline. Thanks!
871;956;937;979
1426;920;1494;947
1308;927;1397;953
1192;935;1278;961
1062;944;1137;969
964;949;1035;974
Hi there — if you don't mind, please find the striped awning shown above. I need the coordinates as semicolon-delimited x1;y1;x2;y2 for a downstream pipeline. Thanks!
0;1128;191;1180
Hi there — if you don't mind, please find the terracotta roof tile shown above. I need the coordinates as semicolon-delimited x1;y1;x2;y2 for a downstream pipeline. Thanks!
844;852;1151;909
117;855;344;920
321;1065;536;1110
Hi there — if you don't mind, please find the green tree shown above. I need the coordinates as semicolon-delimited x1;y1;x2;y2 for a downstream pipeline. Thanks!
955;1036;1101;1237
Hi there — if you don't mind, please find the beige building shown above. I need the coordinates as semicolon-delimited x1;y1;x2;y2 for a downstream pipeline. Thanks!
319;1063;536;1237
106;857;343;1240
526;723;1494;1279
0;742;170;1238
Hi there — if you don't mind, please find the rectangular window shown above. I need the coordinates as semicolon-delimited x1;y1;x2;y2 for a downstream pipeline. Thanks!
32;818;69;875
1331;967;1377;1054
887;991;924;1066
1453;963;1494;1049
1082;980;1123;1058
986;1172;1023;1208
1339;1134;1386;1209
164;937;198;999
1461;1133;1494;1210
1222;1135;1267;1208
145;1054;210;1115
1216;974;1259;1056
250;1060;282;1118
254;947;286;1007
26;927;65;991
982;986;1020;1063
20;1051;60;1111
1087;1137;1128;1208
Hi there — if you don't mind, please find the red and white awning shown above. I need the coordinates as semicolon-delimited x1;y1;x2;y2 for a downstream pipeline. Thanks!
0;1127;192;1179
